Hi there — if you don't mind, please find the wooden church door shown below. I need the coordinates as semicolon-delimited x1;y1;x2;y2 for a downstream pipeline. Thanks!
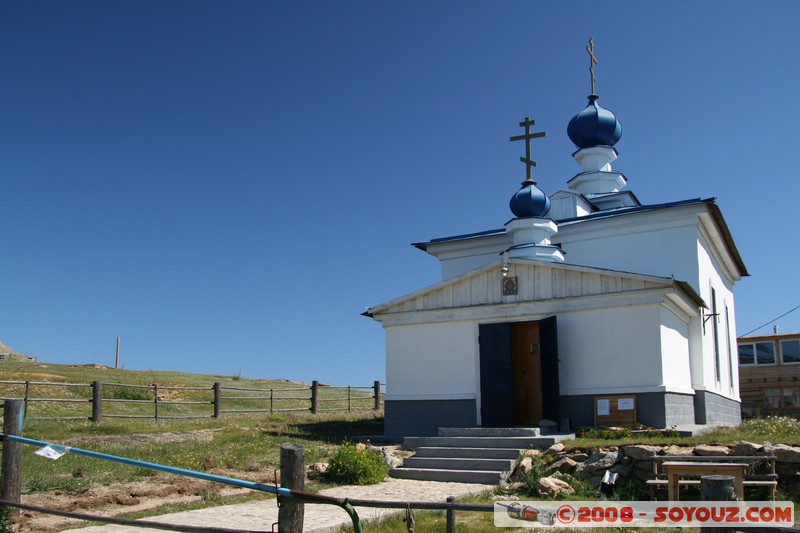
479;317;559;427
511;322;542;425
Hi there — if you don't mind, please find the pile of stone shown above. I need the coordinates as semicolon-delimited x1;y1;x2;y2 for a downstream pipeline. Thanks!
511;441;800;498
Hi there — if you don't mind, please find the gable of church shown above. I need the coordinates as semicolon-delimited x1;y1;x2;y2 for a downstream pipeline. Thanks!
369;260;697;321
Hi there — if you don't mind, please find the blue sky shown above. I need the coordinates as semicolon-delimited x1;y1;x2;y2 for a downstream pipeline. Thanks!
1;1;798;385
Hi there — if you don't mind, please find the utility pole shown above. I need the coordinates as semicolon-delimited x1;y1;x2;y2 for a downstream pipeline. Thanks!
115;337;121;369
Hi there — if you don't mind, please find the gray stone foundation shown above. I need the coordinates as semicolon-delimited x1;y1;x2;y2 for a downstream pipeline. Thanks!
384;399;477;437
694;390;741;425
559;392;696;429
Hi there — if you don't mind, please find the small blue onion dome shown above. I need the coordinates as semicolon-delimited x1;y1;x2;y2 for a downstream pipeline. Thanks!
510;179;551;218
567;95;622;149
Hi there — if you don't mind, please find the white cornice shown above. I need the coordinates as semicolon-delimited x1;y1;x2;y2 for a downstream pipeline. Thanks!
374;286;678;327
561;385;696;396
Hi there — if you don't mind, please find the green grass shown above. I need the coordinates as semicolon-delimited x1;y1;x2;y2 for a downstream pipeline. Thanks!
565;416;800;449
13;412;383;494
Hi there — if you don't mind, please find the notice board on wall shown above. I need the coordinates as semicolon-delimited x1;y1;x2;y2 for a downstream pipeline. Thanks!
593;395;637;427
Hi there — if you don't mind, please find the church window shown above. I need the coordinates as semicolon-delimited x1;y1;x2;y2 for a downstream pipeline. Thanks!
725;306;734;389
712;288;720;382
781;340;800;364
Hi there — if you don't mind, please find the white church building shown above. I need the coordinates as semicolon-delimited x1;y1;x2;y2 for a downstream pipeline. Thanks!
366;82;747;438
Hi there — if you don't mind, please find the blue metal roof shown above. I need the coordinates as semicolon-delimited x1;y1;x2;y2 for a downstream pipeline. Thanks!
411;197;749;277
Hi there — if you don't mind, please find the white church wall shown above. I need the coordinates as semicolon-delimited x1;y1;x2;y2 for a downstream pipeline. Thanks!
384;321;477;400
694;227;739;401
557;210;702;285
722;294;740;399
557;305;665;395
659;306;693;392
440;252;505;281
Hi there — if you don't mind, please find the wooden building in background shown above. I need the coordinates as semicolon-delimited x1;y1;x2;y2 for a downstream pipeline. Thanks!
738;332;800;417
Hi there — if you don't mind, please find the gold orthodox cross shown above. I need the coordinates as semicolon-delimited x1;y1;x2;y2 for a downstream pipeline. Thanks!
587;37;598;95
509;117;546;183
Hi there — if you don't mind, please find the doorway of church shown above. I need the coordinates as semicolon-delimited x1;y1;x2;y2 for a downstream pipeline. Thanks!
479;316;559;427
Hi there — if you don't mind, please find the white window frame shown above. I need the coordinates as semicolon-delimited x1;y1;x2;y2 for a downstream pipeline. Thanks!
738;341;777;367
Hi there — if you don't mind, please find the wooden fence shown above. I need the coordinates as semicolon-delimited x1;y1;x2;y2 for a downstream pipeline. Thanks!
0;379;382;421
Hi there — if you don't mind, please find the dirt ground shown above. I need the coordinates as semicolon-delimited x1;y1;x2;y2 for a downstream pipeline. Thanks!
10;431;279;533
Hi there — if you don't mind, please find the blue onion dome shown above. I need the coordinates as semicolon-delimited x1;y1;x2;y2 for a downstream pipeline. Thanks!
510;179;551;218
567;95;622;149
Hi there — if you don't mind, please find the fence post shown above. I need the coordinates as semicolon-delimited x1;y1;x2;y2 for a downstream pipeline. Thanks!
310;381;319;414
154;384;159;420
24;381;30;418
348;386;351;412
213;382;221;418
701;475;735;533
91;381;103;422
446;495;456;533
373;380;381;410
278;443;305;533
1;399;24;518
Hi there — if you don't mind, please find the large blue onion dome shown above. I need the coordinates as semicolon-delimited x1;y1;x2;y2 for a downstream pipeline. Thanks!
509;179;551;218
567;95;622;149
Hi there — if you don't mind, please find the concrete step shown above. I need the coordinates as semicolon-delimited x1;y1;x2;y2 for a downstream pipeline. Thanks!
389;467;503;485
402;457;515;471
403;435;566;450
414;447;522;459
438;427;542;437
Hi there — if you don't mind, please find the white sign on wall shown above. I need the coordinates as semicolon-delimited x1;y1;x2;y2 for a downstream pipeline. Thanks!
618;398;635;411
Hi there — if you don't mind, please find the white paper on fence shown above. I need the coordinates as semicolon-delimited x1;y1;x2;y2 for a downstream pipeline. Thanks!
34;445;68;460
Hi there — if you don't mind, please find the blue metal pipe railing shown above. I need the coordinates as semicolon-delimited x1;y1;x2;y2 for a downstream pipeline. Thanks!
1;434;363;532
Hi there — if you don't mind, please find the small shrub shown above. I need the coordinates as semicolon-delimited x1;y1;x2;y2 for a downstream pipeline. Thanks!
0;506;10;533
613;478;648;501
553;472;598;499
518;455;555;497
327;442;389;485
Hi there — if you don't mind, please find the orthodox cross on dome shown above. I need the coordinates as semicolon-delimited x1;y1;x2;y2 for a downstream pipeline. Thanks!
509;116;546;183
586;37;598;96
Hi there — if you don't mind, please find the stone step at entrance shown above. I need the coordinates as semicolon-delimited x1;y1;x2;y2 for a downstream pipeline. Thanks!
390;467;504;485
413;447;522;459
402;457;516;471
390;427;575;484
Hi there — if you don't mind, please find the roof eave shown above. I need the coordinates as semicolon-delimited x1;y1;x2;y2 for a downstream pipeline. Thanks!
704;199;749;277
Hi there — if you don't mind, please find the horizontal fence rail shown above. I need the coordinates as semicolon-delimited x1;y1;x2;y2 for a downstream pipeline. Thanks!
0;379;383;421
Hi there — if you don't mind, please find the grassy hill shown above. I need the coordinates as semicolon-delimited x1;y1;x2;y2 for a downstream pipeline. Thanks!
0;360;378;420
0;361;383;505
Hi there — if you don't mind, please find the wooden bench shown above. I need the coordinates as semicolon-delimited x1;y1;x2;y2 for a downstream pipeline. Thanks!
646;455;777;501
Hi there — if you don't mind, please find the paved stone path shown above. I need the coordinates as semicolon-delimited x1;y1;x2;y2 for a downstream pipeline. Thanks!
58;478;495;532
